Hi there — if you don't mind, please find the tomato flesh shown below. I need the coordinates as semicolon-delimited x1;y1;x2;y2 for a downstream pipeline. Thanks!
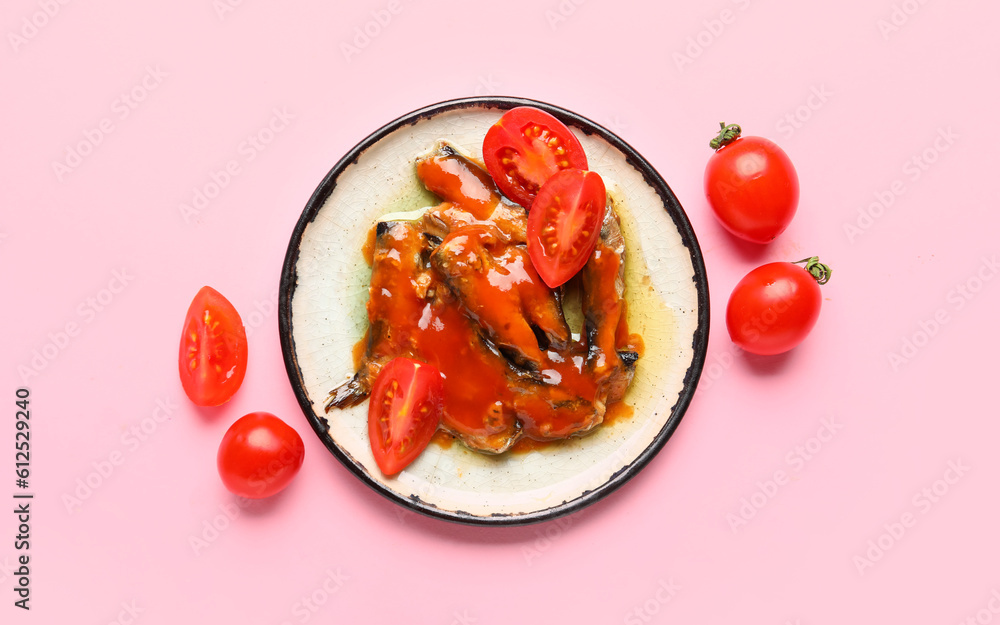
483;107;588;208
217;412;305;498
704;135;799;244
368;358;443;476
179;286;248;406
527;169;607;288
726;262;821;355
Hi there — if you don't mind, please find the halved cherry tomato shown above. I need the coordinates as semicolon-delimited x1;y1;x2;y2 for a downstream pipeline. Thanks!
526;168;607;288
368;357;443;476
704;122;799;244
726;257;831;355
483;106;588;208
217;412;305;498
178;286;248;406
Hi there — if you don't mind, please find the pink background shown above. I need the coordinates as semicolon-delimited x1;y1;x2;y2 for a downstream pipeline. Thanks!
3;0;998;622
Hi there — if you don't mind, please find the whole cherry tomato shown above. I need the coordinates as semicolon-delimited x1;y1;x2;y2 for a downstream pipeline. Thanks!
217;412;305;498
704;122;799;244
726;257;831;355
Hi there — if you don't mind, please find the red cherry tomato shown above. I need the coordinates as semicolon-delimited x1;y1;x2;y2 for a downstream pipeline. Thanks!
179;286;248;406
726;257;831;355
704;123;799;244
527;168;607;288
483;106;588;208
368;358;443;476
217;412;305;498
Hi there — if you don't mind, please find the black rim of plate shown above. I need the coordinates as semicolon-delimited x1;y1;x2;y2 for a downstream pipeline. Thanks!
278;96;710;526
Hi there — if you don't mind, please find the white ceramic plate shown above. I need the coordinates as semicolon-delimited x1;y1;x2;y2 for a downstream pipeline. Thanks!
279;97;709;525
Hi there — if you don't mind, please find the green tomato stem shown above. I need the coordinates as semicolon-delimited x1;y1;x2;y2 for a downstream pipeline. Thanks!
793;257;832;285
709;122;742;150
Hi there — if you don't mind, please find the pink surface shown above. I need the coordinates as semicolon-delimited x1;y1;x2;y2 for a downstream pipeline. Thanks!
2;0;998;622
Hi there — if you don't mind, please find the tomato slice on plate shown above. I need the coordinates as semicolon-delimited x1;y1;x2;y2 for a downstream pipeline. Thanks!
483;106;588;208
527;168;607;288
178;286;248;406
368;357;443;476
